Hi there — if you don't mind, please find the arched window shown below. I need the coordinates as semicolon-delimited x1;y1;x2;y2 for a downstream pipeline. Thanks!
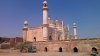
58;36;60;40
34;37;36;41
45;47;48;52
73;47;78;52
58;35;60;40
49;36;52;40
59;47;62;52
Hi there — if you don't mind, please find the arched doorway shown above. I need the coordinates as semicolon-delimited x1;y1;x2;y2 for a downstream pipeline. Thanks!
45;47;48;52
34;37;36;41
58;35;60;40
92;47;97;52
58;36;60;40
91;47;98;54
49;36;52;40
59;47;62;52
73;47;78;52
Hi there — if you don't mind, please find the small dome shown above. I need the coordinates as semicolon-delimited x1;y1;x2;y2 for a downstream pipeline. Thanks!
43;1;47;4
73;22;76;25
24;20;28;24
56;20;58;21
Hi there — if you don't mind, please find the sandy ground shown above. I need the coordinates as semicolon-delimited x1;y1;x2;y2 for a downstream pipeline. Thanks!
0;52;90;56
0;49;100;56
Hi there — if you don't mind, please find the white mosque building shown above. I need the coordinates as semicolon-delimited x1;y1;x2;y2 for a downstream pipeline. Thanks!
23;1;77;42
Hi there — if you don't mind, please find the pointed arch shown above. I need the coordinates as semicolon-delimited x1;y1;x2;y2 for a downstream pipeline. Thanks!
59;47;62;52
73;47;78;52
34;37;36;41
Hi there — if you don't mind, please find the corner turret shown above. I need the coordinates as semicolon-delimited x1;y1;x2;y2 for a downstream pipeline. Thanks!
73;22;77;39
23;20;28;42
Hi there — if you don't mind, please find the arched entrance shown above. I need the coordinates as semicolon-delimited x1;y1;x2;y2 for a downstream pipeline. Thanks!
34;37;36;41
58;36;60;40
91;47;98;54
49;36;52;40
73;47;78;52
92;47;97;52
45;47;48;52
91;47;98;55
58;35;60;40
59;47;62;52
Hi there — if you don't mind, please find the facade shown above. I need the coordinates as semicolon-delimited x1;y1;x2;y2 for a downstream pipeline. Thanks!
23;1;69;42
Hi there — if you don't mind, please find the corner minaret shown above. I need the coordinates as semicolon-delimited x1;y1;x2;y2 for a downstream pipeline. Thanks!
23;20;28;42
43;0;48;41
73;22;78;39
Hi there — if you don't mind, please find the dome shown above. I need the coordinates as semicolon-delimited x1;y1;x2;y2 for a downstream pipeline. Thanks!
73;22;77;28
56;20;58;21
73;22;76;26
43;1;47;4
24;20;28;24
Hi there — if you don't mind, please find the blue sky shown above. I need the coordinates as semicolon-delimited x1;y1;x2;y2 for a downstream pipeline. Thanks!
0;0;100;38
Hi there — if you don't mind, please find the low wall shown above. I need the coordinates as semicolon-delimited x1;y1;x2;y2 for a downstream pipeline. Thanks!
33;38;100;53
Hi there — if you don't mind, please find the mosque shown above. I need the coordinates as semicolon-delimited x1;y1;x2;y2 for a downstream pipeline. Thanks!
23;1;78;42
22;1;100;52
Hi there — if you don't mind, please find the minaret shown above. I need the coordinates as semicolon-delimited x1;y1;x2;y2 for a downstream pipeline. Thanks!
62;21;65;40
43;1;48;41
67;24;70;40
23;20;28;42
73;22;77;39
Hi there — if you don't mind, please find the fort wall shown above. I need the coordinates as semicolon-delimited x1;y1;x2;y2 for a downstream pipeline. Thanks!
33;38;100;53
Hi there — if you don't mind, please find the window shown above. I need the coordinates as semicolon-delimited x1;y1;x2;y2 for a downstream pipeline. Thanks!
49;36;52;40
34;37;36;41
59;47;62;52
45;47;48;52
